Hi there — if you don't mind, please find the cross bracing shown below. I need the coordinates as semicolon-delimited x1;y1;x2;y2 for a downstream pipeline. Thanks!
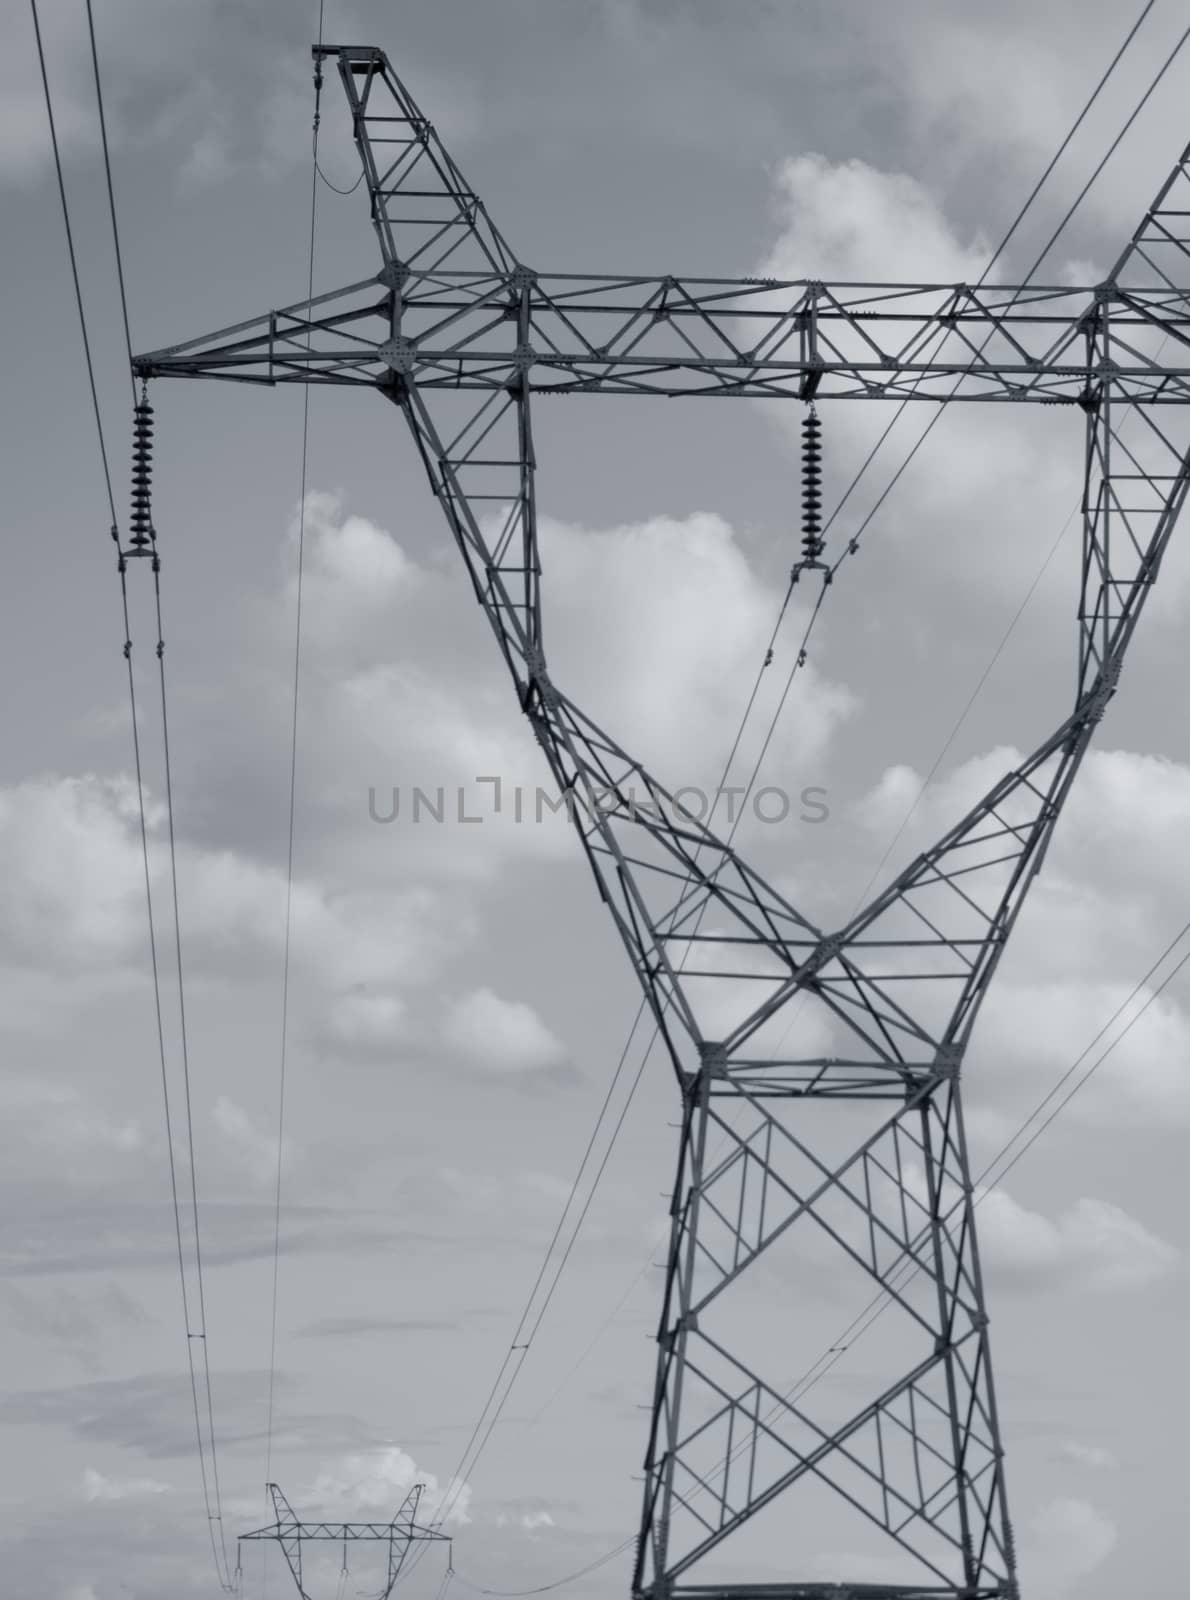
132;43;1190;1600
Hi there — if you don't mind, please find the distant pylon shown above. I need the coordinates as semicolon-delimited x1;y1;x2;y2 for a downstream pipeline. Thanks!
239;1482;449;1600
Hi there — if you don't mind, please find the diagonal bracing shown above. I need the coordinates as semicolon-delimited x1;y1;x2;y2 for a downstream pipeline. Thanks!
135;44;1190;1600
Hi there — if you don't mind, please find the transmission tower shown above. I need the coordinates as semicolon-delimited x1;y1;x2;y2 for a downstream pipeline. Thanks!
132;43;1190;1600
239;1482;449;1600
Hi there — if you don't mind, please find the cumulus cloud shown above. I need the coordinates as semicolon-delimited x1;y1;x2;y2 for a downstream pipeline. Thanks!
292;495;854;884
307;1444;470;1526
81;1468;171;1503
322;991;409;1051
977;1190;1178;1292
761;153;993;284
0;773;457;1054
976;978;1190;1129
291;492;425;660
442;988;568;1075
0;776;152;971
536;510;854;796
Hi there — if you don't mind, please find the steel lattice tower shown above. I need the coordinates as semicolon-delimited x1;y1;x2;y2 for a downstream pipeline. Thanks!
240;1482;448;1600
133;44;1190;1600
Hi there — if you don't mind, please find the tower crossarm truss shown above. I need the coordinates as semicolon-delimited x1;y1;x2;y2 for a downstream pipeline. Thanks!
133;263;1190;405
138;45;1190;1600
240;1483;448;1600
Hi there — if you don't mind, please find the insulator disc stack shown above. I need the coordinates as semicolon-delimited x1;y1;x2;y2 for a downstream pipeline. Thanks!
129;396;155;549
801;409;823;563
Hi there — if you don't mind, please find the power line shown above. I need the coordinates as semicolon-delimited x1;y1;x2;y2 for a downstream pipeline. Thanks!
35;0;234;1586
151;552;234;1588
263;0;328;1563
450;1536;636;1597
115;562;234;1593
85;7;234;1586
30;0;118;531
84;0;135;405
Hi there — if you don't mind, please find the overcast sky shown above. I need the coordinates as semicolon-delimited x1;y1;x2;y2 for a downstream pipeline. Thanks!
4;3;1190;1598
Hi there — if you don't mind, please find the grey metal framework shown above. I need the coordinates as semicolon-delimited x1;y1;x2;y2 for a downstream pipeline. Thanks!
239;1482;448;1600
132;44;1190;1600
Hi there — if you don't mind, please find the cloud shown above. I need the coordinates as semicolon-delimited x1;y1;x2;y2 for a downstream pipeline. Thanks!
0;1076;142;1162
263;493;856;888
81;1468;171;1503
297;1315;458;1340
495;1509;556;1536
436;1166;575;1221
975;977;1190;1129
292;492;426;658
536;511;854;796
212;1096;288;1188
0;1372;267;1459
2;0;240;186
1021;1496;1117;1599
0;776;152;971
442;988;568;1075
306;1444;471;1527
761;153;994;284
0;1280;146;1365
1053;1440;1117;1470
0;1195;423;1280
0;773;461;1057
977;1190;1178;1292
321;991;409;1052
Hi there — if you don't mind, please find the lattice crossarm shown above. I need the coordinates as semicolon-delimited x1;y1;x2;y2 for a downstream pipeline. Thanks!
134;270;1190;400
133;277;393;386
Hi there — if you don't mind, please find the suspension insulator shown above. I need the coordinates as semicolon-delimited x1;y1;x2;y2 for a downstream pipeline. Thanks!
800;408;823;564
129;394;155;549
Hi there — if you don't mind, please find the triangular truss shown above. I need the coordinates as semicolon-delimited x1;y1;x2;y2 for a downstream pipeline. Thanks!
135;43;1190;1600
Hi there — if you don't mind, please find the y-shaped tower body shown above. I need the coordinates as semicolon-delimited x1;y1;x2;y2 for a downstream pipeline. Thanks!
135;45;1190;1600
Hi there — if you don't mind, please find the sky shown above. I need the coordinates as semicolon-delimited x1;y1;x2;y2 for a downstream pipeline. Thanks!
3;1;1190;1597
